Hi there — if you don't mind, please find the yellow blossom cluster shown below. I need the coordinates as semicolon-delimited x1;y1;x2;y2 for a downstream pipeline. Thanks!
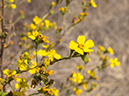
17;52;33;71
38;49;61;62
28;31;49;44
39;86;59;96
15;77;29;92
98;45;114;55
29;16;57;31
87;70;95;78
9;0;16;9
73;87;82;95
0;0;122;96
3;69;18;79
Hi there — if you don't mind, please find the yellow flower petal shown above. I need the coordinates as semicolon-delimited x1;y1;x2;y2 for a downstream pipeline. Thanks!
15;83;20;89
38;50;47;56
28;35;36;40
110;63;114;68
91;0;97;8
75;48;84;55
108;47;114;55
115;61;120;66
10;0;14;2
54;53;61;59
3;69;9;75
77;35;85;44
16;78;22;82
27;0;31;3
69;41;78;50
109;59;114;63
87;70;91;74
114;58;118;62
10;4;16;9
11;69;17;75
84;39;94;48
84;48;94;52
72;73;76;77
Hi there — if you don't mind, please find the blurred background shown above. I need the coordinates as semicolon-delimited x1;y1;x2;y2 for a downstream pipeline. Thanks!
3;0;129;96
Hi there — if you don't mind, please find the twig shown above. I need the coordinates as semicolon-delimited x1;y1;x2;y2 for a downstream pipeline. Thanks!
0;0;5;78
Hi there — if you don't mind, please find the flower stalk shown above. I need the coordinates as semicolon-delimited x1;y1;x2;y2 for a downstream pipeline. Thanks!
0;0;5;79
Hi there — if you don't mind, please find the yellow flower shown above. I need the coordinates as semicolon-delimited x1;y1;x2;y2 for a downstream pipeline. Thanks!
44;19;50;29
85;12;89;16
21;37;27;41
10;40;14;45
110;58;120;68
42;44;49;49
73;87;82;95
27;0;31;3
38;49;48;56
51;2;55;6
0;84;3;90
42;86;53;95
28;31;41;40
51;87;59;96
18;63;28;71
10;4;16;9
43;59;50;66
98;45;105;51
76;65;84;71
28;55;33;60
29;61;40;74
0;78;4;90
29;23;37;30
69;35;94;55
47;70;54;76
108;47;114;55
10;0;14;2
15;77;29;92
47;49;61;61
80;12;85;16
29;67;40;74
19;42;22;46
33;51;36;56
90;0;97;8
4;44;7;48
59;7;65;11
42;36;49;43
82;80;88;90
3;69;18;79
72;72;83;83
33;16;41;25
3;69;10;76
27;32;31;36
0;78;4;83
87;70;95;77
53;22;57;29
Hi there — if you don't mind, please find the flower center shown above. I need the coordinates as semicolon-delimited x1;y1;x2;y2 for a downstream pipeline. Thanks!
78;44;84;49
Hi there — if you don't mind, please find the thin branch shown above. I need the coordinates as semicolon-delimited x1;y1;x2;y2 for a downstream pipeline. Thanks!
0;0;5;79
